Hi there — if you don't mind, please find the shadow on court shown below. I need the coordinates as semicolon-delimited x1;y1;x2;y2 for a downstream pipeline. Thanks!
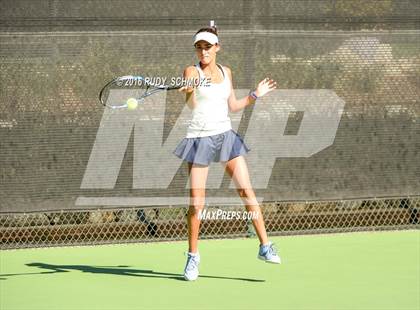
0;262;265;282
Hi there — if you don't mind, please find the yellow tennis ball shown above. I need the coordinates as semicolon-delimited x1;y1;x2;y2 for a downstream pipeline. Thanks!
126;98;138;110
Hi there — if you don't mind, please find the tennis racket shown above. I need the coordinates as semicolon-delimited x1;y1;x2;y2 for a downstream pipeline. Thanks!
99;75;182;109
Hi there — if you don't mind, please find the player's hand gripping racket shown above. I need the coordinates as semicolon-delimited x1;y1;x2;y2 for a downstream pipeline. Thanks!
99;76;182;109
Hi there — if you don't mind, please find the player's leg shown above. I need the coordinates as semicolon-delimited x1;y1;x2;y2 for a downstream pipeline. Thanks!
184;162;209;280
222;156;268;244
187;162;209;253
223;156;281;264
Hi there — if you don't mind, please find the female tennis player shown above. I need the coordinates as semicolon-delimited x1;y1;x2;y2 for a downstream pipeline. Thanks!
174;22;280;281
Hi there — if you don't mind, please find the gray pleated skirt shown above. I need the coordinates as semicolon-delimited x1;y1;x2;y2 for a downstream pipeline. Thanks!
173;129;251;166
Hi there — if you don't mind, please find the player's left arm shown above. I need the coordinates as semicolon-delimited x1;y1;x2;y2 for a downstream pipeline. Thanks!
225;66;276;113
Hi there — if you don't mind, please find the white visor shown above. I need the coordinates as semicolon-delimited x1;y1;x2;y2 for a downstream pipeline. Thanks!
193;32;219;45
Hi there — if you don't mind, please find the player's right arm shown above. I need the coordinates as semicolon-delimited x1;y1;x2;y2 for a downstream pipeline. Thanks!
178;66;199;110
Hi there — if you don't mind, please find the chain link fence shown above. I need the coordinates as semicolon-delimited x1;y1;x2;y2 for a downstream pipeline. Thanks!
1;196;418;249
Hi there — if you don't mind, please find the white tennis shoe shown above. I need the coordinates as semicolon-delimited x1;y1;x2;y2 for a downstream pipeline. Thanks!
184;252;200;281
258;242;281;264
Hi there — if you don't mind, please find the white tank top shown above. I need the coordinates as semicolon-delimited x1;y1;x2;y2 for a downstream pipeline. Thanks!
186;63;232;138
